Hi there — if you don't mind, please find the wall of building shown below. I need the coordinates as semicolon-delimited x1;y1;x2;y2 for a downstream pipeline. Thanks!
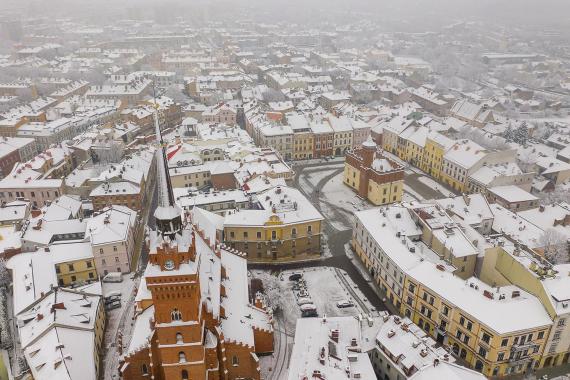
224;220;322;263
56;258;97;286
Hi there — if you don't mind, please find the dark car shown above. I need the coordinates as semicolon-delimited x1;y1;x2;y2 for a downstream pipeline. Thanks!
105;300;121;311
336;300;355;308
301;309;318;317
289;273;303;281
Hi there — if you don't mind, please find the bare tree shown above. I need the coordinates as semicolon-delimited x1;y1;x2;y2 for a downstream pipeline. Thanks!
540;188;570;206
165;84;189;104
262;274;284;315
261;88;286;103
539;228;569;264
0;258;10;288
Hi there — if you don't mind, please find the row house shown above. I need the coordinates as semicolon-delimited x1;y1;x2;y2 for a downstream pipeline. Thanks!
351;207;557;378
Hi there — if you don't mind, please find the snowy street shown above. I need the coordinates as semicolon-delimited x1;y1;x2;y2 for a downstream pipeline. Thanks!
102;276;139;380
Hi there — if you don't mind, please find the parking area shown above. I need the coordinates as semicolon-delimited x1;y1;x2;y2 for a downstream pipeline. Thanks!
251;267;376;332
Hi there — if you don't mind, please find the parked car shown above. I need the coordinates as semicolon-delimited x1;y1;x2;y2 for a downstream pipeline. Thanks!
300;304;318;318
104;291;122;304
289;273;303;281
105;300;121;311
336;300;355;308
297;297;313;306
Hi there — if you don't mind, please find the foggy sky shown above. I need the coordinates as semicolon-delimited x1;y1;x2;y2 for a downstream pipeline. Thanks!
1;0;569;33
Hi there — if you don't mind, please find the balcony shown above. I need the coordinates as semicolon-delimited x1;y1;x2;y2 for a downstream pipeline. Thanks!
508;354;532;365
510;342;537;352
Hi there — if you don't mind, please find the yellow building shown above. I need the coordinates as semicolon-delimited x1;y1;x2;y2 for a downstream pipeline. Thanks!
422;131;455;179
169;164;212;189
403;262;552;378
51;242;98;286
344;139;405;206
223;186;323;263
351;204;562;377
293;131;314;160
481;245;570;368
400;126;428;166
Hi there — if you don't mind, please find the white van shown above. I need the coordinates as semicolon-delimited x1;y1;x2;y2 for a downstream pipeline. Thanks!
102;272;123;283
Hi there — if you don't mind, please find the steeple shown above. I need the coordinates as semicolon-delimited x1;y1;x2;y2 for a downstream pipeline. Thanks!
153;105;182;238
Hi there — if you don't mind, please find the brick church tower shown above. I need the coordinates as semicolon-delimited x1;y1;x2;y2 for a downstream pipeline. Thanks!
120;105;272;380
144;107;220;380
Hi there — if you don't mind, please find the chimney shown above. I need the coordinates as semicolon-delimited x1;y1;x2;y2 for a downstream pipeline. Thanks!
330;329;339;343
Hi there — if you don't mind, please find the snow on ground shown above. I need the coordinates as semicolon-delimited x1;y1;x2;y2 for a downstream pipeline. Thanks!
297;164;342;197
417;175;455;197
402;191;418;202
404;186;425;201
251;267;367;332
319;172;370;230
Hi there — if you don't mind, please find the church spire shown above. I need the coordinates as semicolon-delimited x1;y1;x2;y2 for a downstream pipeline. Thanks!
153;104;182;238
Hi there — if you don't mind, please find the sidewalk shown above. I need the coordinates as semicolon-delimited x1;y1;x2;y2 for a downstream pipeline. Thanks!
343;243;400;316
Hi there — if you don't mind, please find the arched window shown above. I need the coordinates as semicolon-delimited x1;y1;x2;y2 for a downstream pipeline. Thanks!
232;355;239;366
171;309;182;321
141;363;148;375
176;332;183;344
178;351;187;363
181;369;189;380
